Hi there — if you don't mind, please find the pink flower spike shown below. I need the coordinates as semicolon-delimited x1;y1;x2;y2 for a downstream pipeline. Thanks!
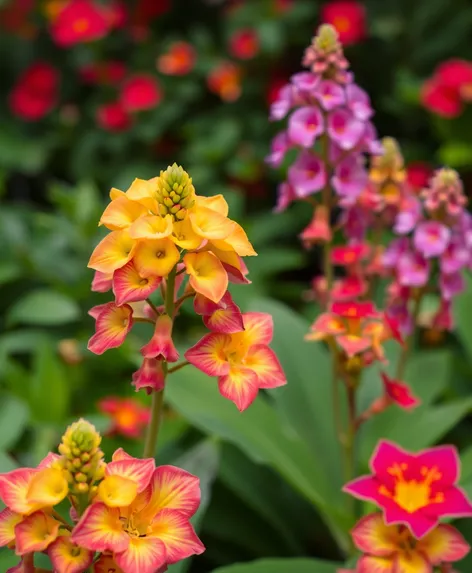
266;131;291;167
346;83;373;121
327;108;365;150
288;106;324;147
269;84;293;121
414;221;451;259
132;358;165;393
140;314;179;362
332;155;367;199
291;71;319;94
398;251;430;287
288;151;326;197
344;440;472;538
87;302;133;355
316;79;345;110
113;260;162;306
92;270;113;293
381;372;420;410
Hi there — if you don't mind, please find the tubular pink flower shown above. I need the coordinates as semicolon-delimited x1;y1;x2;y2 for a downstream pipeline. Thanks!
140;314;179;362
288;106;324;147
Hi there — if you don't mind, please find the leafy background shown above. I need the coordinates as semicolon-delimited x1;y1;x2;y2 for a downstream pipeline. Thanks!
1;0;472;571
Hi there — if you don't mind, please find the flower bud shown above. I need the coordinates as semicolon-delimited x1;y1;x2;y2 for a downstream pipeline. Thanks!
155;163;196;220
58;419;105;496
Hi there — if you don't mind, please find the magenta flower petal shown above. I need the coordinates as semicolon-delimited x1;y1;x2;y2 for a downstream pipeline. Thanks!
270;84;293;120
370;440;410;478
266;131;291;167
346;83;373;120
288;151;326;197
315;80;345;110
291;71;320;94
327;108;364;150
342;475;381;502
332;155;367;199
398;251;430;287
382;237;410;268
440;239;469;274
288;106;324;147
440;271;465;300
430;486;472;518
274;181;296;213
360;121;383;154
414;221;451;258
416;445;460;487
383;504;437;538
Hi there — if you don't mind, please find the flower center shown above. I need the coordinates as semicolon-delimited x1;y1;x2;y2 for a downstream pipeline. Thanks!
379;463;444;513
333;16;351;33
73;18;89;33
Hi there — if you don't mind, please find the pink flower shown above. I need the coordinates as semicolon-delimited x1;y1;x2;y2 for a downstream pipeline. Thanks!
440;238;469;274
132;358;166;393
421;77;463;118
288;106;324;147
346;83;373;120
88;302;133;355
288;151;326;196
269;84;293;121
413;221;451;259
96;101;131;132
120;74;162;112
344;440;472;538
327;108;364;150
440;271;465;300
10;62;59;121
51;0;110;47
382;237;410;268
291;71;319;94
315;79;345;110
381;372;420;410
140;314;179;362
332;155;367;199
274;182;297;213
266;131;291;168
299;205;332;246
398;251;429;287
229;28;260;60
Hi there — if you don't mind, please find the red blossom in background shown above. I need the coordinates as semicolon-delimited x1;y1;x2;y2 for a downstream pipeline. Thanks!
98;396;151;438
321;1;367;46
50;0;110;47
120;74;162;111
406;161;433;192
9;62;59;121
157;41;197;76
229;28;260;60
207;61;242;102
96;101;132;132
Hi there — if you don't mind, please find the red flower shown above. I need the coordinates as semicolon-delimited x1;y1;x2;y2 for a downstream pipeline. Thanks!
157;41;196;76
106;0;128;29
98;396;150;438
321;1;367;45
420;77;462;118
120;74;162;112
437;59;472;92
9;62;59;121
207;61;242;102
80;60;126;85
229;28;260;60
406;161;433;192
96;101;131;132
51;0;110;47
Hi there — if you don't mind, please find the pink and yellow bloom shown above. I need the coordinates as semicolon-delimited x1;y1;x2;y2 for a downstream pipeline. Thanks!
352;512;469;572
185;312;286;411
344;440;472;538
72;453;204;573
98;396;151;438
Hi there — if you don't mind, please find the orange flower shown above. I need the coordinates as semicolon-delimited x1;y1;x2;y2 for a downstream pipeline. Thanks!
207;61;242;102
229;28;259;60
157;41;196;76
98;397;151;438
185;312;286;410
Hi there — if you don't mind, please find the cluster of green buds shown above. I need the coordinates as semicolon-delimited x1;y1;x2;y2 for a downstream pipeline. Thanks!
58;418;105;499
155;162;196;220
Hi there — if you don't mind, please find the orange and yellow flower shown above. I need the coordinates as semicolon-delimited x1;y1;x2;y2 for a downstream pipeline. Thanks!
72;452;204;573
98;396;151;438
352;512;469;572
185;312;286;410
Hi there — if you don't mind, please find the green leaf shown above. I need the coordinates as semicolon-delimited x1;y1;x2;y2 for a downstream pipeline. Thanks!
0;452;19;473
0;262;22;285
360;351;455;463
454;274;472;361
6;289;81;326
211;557;341;573
29;342;71;424
166;366;350;550
0;548;17;571
248;298;342;492
439;142;472;168
0;395;28;450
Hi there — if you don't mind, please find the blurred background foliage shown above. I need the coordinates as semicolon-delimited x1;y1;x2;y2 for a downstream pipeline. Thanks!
1;0;472;571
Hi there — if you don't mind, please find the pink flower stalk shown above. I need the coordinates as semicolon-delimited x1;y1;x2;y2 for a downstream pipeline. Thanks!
344;440;472;538
422;168;467;219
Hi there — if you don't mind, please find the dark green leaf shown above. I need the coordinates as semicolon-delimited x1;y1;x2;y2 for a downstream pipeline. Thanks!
211;557;341;573
0;395;28;450
6;289;81;326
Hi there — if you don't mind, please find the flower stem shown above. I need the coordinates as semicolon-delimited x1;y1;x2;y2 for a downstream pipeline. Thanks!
143;266;177;459
167;360;190;374
321;131;333;293
395;292;423;381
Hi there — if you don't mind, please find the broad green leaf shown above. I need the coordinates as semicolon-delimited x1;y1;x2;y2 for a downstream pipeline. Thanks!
211;557;341;573
0;395;28;450
247;298;342;492
6;289;80;326
29;342;71;424
0;548;17;570
168;440;219;573
0;452;19;473
454;274;472;361
459;445;472;484
0;262;22;285
166;367;350;551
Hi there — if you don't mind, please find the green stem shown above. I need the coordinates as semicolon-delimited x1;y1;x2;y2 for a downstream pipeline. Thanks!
395;292;423;381
167;360;190;374
321;131;333;293
146;298;160;316
142;266;177;459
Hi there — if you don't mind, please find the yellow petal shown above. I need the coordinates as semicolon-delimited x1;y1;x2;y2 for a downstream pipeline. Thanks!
184;252;228;303
88;230;137;274
98;475;138;508
125;178;159;211
99;196;147;231
195;194;229;216
26;468;68;507
212;222;257;256
189;206;235;240
171;218;204;250
129;215;173;240
134;238;180;278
